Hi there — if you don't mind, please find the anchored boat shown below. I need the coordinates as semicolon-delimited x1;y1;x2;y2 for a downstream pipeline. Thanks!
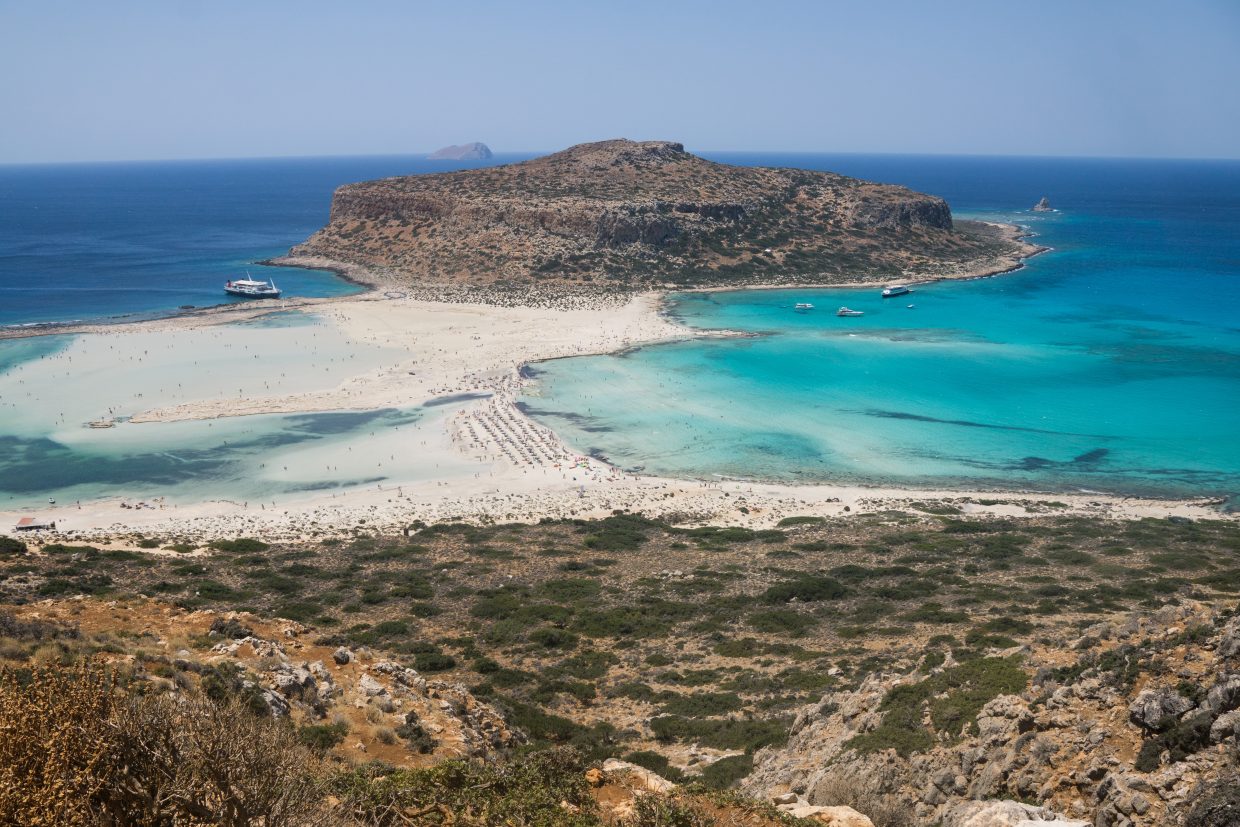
225;275;281;298
881;284;911;298
836;307;864;317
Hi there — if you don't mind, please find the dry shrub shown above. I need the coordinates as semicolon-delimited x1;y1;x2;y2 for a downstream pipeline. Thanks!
104;691;328;826
0;661;331;826
811;772;913;827
621;793;714;827
0;664;116;826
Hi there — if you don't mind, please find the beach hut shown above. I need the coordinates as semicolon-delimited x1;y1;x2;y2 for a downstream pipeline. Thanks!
13;516;55;532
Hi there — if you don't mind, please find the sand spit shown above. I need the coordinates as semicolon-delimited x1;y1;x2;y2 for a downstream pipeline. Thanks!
0;281;1232;544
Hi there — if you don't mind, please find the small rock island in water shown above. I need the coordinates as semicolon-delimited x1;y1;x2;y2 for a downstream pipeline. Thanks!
1033;195;1054;211
428;141;493;160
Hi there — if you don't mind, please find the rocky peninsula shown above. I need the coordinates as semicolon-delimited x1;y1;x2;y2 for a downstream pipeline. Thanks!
275;139;1040;297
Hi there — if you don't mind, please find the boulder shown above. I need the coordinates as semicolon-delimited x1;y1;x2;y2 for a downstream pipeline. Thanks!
332;646;353;665
783;804;874;826
373;660;427;691
1128;688;1194;729
1208;709;1240;743
1204;673;1240;716
209;616;253;639
600;758;676;793
359;674;387;697
943;800;1088;826
976;695;1035;747
1218;618;1240;661
270;663;316;699
257;688;290;718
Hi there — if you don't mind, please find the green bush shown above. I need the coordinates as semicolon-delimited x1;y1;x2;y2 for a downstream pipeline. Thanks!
297;721;348;754
775;516;825;527
395;714;438;754
697;753;754;789
331;746;597;824
761;575;847;604
539;578;601;602
659;692;743;717
747;609;815;637
529;628;578;650
650;715;787;752
622;750;685;782
413;652;457;672
208;538;270;553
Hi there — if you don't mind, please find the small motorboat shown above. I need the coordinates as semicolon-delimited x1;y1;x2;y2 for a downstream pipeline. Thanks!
837;307;865;317
794;302;814;311
882;285;912;298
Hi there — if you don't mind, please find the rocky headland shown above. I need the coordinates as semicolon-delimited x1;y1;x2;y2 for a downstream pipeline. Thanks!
276;139;1040;297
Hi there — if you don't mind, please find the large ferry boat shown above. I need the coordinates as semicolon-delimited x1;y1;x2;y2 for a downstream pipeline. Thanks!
881;284;911;298
225;276;281;299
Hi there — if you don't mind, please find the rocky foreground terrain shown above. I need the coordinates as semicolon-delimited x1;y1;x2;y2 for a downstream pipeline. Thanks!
281;139;1037;294
1;511;1236;825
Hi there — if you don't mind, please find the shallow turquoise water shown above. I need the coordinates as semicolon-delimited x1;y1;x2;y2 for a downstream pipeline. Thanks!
522;158;1240;499
0;312;476;508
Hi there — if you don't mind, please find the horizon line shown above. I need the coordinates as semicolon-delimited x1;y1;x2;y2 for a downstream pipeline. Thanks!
3;147;1240;168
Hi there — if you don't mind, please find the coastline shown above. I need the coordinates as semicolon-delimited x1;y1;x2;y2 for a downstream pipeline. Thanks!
6;220;1230;542
0;220;1043;341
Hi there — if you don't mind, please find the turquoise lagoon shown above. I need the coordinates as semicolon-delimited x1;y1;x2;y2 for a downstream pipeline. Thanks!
521;158;1240;500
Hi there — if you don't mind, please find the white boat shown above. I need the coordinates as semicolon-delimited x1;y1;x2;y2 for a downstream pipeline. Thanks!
225;275;281;298
882;285;912;298
836;307;864;317
794;302;814;311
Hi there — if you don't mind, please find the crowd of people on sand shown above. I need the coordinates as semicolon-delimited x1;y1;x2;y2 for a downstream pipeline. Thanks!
386;282;640;311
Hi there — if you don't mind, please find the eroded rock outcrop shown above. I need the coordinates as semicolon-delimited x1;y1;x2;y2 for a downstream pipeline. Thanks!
744;603;1240;827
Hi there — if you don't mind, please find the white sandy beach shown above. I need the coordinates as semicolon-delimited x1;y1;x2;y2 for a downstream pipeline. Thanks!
0;287;1231;544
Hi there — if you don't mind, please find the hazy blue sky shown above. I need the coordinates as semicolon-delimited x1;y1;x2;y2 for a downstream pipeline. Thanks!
2;0;1238;162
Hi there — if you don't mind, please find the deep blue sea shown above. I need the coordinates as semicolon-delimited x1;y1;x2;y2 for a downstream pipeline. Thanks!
1;152;1238;502
0;154;524;326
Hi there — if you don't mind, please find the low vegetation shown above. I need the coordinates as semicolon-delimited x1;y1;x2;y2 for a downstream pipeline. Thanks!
0;511;1236;793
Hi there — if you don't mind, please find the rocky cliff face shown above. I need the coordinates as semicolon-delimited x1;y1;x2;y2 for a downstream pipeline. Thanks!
743;603;1240;827
286;139;1031;292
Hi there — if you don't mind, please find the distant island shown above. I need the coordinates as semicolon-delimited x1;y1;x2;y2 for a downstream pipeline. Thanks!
428;142;493;160
280;139;1039;295
1033;196;1053;212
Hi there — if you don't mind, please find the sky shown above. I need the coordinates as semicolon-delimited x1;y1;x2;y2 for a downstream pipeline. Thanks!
1;0;1238;163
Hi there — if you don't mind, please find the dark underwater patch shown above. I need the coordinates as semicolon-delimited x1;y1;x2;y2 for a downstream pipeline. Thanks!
861;408;1100;438
422;392;491;407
